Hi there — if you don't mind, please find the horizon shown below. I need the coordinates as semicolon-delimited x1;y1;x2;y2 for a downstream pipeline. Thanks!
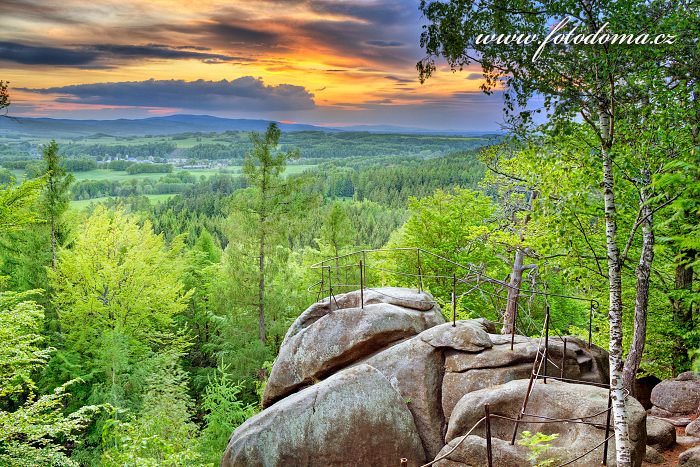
0;1;507;131
4;112;506;134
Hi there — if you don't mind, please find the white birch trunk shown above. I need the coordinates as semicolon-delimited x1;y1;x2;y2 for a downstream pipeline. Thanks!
600;110;632;466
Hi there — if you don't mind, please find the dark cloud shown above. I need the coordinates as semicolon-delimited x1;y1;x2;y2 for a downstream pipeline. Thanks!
23;77;316;111
168;19;281;49
88;44;249;62
366;40;404;47
0;41;250;66
384;75;413;83
465;73;483;80
0;41;97;65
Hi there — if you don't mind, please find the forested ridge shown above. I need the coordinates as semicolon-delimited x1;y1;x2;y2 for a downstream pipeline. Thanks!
0;2;699;463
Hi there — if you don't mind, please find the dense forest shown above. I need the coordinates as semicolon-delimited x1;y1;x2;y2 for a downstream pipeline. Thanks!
0;2;699;464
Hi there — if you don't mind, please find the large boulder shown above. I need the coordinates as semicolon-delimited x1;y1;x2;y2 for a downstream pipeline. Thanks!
646;416;676;450
445;379;647;467
650;371;700;416
222;364;426;467
263;288;445;407
680;446;700;466
687;418;700;438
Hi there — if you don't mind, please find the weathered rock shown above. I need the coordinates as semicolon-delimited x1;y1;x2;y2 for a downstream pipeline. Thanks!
419;321;493;352
222;364;426;467
263;289;445;407
441;338;585;420
648;406;693;426
650;372;700;416
680;446;700;466
678;435;700;445
686;418;700;438
365;336;445;460
643;445;665;464
432;435;530;467
442;363;534;420
646;416;676;450
446;379;647;467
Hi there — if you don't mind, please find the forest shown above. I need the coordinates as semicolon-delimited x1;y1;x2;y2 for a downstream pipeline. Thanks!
0;2;698;466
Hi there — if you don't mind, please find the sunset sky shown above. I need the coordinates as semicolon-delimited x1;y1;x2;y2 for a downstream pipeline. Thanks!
0;0;506;130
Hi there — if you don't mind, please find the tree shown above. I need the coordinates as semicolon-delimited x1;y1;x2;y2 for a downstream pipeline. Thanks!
48;207;191;410
240;123;301;348
417;2;692;463
0;80;9;115
320;201;354;258
41;141;74;269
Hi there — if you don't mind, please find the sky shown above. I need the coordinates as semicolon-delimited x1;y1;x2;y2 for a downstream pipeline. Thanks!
0;0;507;130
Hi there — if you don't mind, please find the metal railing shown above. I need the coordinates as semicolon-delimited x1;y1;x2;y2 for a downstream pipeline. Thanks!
308;248;599;350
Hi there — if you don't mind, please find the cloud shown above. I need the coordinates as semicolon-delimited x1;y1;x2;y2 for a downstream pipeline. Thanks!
465;73;484;80
0;41;98;65
22;77;316;111
384;75;413;83
0;41;250;67
366;40;404;47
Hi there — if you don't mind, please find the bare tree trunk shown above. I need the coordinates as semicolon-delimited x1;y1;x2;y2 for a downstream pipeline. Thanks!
502;248;524;334
600;111;632;466
623;170;654;395
502;191;537;335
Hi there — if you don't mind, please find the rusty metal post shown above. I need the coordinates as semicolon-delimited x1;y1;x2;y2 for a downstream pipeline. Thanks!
511;349;540;445
543;306;550;384
510;302;516;351
561;337;567;379
417;249;423;293
319;263;325;302
362;250;367;289
399;459;408;467
359;260;364;309
588;301;594;349
485;404;493;467
328;266;333;310
602;392;612;465
452;274;457;327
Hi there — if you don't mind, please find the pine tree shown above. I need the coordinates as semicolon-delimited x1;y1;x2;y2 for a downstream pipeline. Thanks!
41;141;74;269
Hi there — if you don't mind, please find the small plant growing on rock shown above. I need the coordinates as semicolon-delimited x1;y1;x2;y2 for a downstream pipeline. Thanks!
517;431;559;467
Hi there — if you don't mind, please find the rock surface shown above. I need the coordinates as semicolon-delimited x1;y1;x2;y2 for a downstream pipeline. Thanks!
680;445;700;466
222;364;426;467
650;371;700;416
644;445;665;464
432;435;530;467
687;418;700;438
646;416;676;450
446;379;647;467
263;288;445;407
364;335;445;459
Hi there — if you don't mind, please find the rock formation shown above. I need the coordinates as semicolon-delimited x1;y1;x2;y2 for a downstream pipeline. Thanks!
223;287;649;467
649;371;700;426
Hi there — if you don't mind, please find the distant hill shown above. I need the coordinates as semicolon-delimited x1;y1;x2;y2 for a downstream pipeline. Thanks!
0;114;500;138
0;114;331;137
